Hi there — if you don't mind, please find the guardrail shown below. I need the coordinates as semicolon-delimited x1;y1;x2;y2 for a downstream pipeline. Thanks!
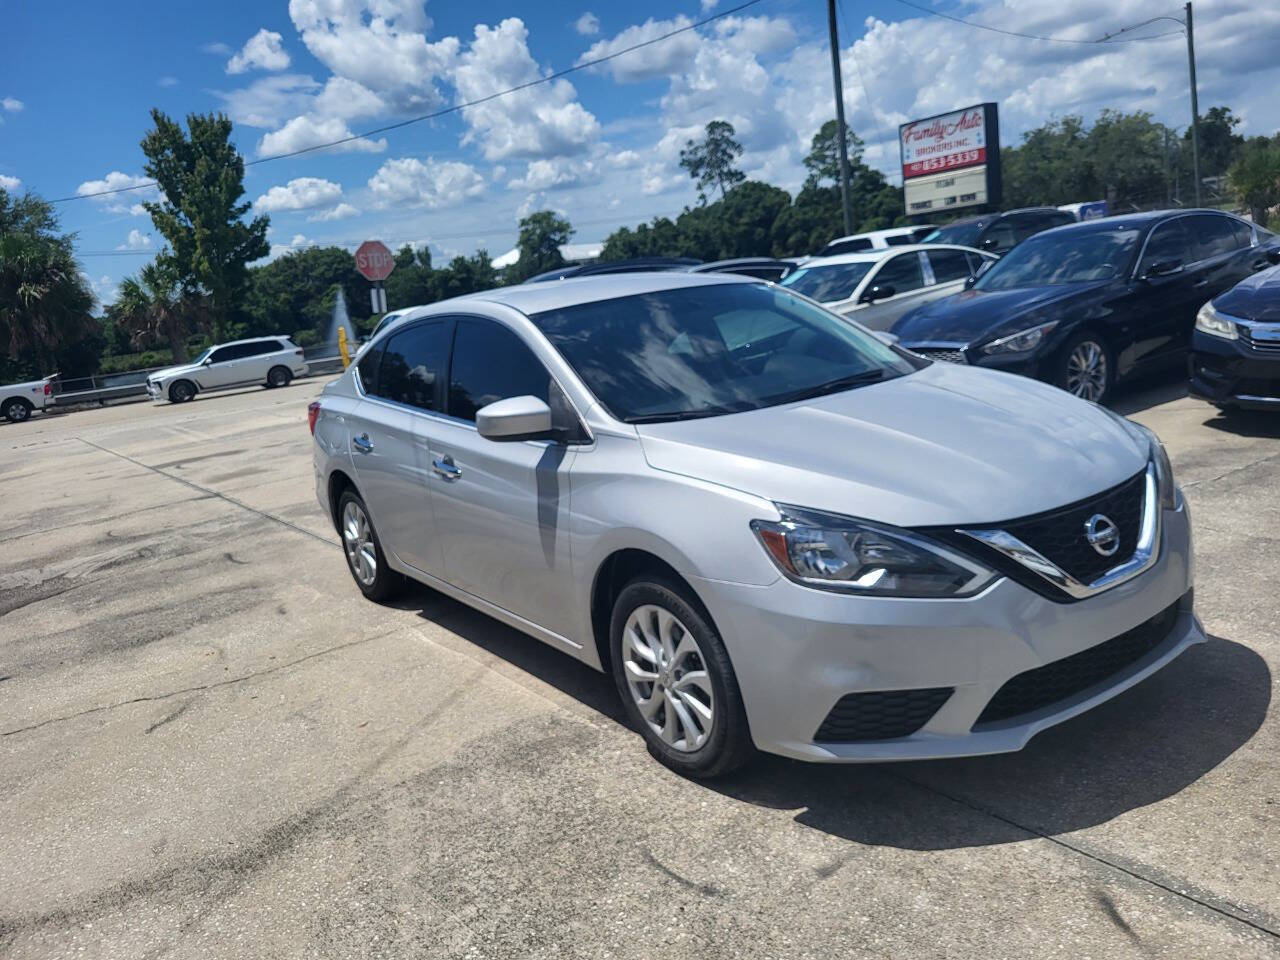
48;344;348;408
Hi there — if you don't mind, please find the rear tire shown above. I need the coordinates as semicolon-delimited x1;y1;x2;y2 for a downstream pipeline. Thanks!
168;380;196;404
2;398;33;423
610;578;754;778
266;365;293;388
337;489;404;602
1052;331;1113;403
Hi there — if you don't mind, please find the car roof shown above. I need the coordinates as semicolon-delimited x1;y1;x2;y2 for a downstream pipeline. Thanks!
689;257;796;271
1023;208;1242;240
794;244;985;267
430;271;756;316
213;335;292;347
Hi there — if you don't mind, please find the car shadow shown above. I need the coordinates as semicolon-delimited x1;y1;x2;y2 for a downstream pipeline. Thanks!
1200;407;1280;439
395;582;1268;851
1106;370;1189;416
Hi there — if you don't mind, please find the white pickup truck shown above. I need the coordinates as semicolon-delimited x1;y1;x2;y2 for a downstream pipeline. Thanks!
1;376;54;423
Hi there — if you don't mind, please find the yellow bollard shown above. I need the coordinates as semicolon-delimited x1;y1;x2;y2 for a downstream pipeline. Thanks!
337;325;351;370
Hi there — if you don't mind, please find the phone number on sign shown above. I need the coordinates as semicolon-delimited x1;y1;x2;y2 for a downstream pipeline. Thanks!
904;149;983;176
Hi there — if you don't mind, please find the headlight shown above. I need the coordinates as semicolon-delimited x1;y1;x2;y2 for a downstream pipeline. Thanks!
1107;411;1177;510
751;506;997;597
1195;302;1237;340
981;320;1058;355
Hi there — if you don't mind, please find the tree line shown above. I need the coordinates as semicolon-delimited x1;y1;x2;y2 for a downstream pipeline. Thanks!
3;105;1279;383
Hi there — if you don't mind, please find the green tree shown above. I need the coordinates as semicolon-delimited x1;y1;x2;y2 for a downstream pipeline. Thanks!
1187;106;1244;180
803;120;865;188
1230;136;1280;228
115;257;210;364
506;211;573;283
0;188;96;380
140;110;270;340
600;218;682;260
680;121;746;203
1001;115;1094;207
240;246;372;340
676;181;792;260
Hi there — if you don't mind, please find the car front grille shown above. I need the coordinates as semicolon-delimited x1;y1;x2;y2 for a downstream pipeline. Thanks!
814;687;954;742
1238;326;1280;353
997;469;1146;586
912;347;968;364
975;599;1180;726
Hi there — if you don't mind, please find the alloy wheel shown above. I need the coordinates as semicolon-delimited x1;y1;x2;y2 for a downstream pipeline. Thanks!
1065;341;1108;401
621;604;715;752
342;500;378;587
9;403;29;422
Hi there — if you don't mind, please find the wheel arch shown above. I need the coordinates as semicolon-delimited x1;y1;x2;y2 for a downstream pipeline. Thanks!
327;468;357;533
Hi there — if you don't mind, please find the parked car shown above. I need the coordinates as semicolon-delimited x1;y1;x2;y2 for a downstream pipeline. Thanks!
0;375;53;423
368;309;413;342
310;272;1199;777
688;258;797;282
146;337;309;404
894;210;1279;403
526;257;701;282
924;207;1077;256
779;244;997;331
1189;255;1280;410
817;226;936;257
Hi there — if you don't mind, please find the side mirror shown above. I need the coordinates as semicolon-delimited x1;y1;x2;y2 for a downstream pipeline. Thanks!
980;237;1000;251
1144;259;1183;279
202;358;214;365
476;395;554;442
860;283;896;304
964;275;977;289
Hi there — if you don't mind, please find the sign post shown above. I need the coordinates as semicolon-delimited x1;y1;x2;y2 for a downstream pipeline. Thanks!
354;240;395;316
898;103;1000;217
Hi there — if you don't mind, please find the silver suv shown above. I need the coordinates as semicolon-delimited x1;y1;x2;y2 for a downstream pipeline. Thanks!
147;337;308;403
310;273;1201;777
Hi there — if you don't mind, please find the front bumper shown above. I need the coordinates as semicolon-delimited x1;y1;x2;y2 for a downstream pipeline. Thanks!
695;499;1200;762
146;380;163;401
1188;331;1280;409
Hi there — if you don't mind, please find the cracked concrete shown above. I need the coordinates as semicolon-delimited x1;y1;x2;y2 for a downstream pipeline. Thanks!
1;376;1278;959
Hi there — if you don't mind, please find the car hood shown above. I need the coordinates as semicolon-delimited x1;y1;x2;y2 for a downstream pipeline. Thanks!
635;362;1147;528
1216;262;1280;321
149;363;203;381
892;282;1110;344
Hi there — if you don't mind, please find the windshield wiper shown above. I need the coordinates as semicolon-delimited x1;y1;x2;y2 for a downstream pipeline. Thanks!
625;408;734;424
770;369;886;405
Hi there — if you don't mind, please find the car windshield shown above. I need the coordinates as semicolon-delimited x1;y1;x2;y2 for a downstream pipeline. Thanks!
190;348;213;364
779;261;875;302
924;221;983;247
975;227;1142;290
529;283;917;423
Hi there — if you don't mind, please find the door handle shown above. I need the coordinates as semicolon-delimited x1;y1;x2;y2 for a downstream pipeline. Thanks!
1253;259;1270;271
432;456;462;481
1192;279;1208;289
352;433;374;454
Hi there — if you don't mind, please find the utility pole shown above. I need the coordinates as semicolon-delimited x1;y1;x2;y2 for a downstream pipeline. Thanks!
827;0;854;235
1185;1;1201;206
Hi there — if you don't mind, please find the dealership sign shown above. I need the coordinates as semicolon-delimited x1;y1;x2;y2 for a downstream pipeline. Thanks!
899;103;1001;215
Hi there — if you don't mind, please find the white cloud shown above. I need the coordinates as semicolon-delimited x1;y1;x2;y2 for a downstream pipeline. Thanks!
454;18;600;161
0;174;19;191
253;176;344;213
574;12;599;36
257;115;387;156
202;42;232;55
228;29;292;74
2;97;24;112
508;157;601;191
308;202;360;221
76;171;160;214
314;76;386;120
577;16;700;82
157;76;178;87
116;229;152;251
288;0;458;112
367;157;485;209
701;0;719;11
215;74;320;128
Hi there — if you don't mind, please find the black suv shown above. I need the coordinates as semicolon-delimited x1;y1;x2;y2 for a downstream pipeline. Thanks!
924;207;1077;256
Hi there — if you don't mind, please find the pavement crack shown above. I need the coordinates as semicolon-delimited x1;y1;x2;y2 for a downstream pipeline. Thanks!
144;698;196;735
2;630;398;739
1183;451;1280;489
888;771;1280;943
75;437;339;548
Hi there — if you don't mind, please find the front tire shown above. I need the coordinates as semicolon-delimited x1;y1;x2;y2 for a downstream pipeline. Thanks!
2;398;33;423
338;489;403;602
266;365;293;388
610;578;754;778
168;379;196;404
1053;332;1113;403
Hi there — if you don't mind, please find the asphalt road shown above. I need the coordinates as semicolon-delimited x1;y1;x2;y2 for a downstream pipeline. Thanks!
1;376;1277;959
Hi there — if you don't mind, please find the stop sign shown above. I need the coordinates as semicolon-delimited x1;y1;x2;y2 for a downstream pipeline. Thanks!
354;240;395;282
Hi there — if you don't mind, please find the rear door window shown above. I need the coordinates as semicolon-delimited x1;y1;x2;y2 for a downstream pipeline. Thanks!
356;342;384;395
376;320;451;411
1228;218;1254;249
870;252;926;295
448;318;551;422
884;234;912;246
981;220;1016;252
926;248;973;283
1185;214;1238;260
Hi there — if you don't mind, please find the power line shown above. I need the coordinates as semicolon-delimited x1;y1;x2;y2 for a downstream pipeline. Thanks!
889;0;1183;45
51;0;768;205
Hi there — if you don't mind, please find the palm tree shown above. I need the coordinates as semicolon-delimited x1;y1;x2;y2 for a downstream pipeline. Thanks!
0;231;95;369
115;258;210;364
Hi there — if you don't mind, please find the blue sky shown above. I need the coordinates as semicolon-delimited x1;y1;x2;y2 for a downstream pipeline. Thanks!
3;0;1279;305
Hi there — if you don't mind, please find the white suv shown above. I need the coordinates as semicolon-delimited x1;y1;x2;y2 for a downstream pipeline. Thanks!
147;337;309;404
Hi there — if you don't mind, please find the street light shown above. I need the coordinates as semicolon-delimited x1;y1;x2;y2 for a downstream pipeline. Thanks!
1097;3;1201;206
